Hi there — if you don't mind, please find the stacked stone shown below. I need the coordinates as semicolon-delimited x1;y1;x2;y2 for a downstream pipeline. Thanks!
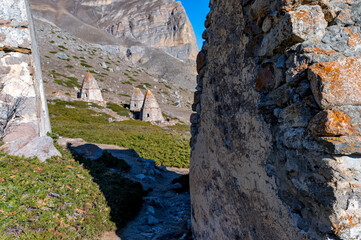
80;72;104;103
0;0;59;161
191;0;361;239
141;90;164;123
130;88;145;112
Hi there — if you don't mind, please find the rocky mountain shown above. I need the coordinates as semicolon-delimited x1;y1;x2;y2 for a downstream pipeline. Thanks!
30;0;198;89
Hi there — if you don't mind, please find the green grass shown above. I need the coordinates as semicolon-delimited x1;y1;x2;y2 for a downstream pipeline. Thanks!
136;83;151;90
51;72;80;88
119;93;131;98
136;85;146;90
48;101;191;168
107;103;130;117
58;45;68;50
0;152;116;239
122;81;132;85
80;63;93;68
0;132;145;239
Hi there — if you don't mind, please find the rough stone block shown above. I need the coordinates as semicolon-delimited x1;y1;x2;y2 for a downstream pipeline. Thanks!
196;51;206;73
190;113;200;124
308;110;356;137
0;26;31;49
259;5;327;56
308;57;361;109
0;0;28;26
335;9;354;25
318;136;361;155
255;63;275;93
279;102;313;127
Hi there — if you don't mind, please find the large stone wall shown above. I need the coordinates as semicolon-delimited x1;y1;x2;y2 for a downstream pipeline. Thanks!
191;0;361;239
0;0;59;161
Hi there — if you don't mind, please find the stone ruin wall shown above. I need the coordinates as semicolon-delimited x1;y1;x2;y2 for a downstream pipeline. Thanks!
190;0;361;239
0;0;55;160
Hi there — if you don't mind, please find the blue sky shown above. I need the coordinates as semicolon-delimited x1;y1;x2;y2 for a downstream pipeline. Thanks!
179;0;210;50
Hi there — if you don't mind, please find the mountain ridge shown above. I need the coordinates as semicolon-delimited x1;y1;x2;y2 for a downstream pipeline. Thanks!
31;0;198;90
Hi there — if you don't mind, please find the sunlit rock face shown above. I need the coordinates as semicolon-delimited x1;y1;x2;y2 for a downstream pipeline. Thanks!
83;0;198;60
31;0;198;61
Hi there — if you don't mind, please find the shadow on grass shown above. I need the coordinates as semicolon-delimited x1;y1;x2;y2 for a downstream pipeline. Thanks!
68;145;145;232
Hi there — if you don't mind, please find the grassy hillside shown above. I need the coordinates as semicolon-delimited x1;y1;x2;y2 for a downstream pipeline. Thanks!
48;100;191;168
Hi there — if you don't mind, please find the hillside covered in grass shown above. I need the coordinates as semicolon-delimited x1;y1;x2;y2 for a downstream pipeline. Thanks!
48;100;191;168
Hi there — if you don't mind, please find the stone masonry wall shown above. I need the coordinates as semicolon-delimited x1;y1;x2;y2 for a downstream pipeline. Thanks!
190;0;361;239
0;0;58;161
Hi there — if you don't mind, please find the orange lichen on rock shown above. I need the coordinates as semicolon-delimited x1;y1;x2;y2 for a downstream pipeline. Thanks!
308;110;357;136
303;47;337;56
308;57;361;108
345;27;361;49
289;5;327;41
320;135;361;154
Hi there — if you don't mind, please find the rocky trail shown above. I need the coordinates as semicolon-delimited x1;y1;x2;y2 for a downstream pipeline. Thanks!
58;138;192;240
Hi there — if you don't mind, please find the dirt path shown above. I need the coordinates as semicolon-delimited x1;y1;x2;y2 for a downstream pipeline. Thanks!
58;138;192;240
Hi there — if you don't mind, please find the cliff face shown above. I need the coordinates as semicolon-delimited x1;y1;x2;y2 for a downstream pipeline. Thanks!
30;0;198;89
30;0;198;60
191;0;361;239
86;0;198;60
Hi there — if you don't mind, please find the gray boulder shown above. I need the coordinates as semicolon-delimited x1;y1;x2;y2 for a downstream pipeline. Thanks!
2;136;61;162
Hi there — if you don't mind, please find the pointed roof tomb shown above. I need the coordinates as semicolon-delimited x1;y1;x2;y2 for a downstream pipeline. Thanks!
141;90;164;123
80;72;104;102
130;88;144;112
